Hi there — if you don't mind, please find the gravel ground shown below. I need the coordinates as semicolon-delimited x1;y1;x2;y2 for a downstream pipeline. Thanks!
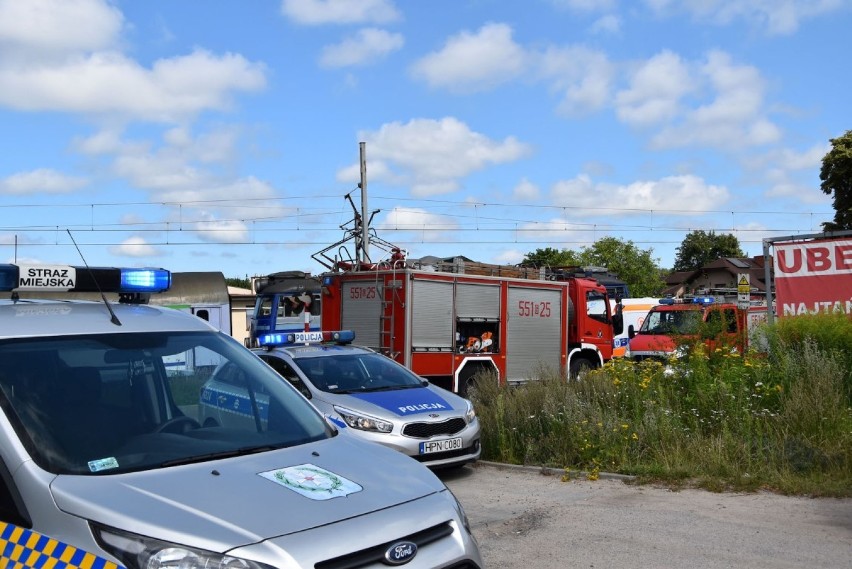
440;462;852;569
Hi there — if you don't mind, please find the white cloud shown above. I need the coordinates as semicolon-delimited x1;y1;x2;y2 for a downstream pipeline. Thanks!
755;144;831;202
319;28;404;68
192;216;250;243
642;0;845;35
380;208;458;230
0;0;124;60
109;236;164;258
492;248;526;265
281;0;401;25
409;23;527;93
648;51;781;149
615;50;693;127
550;174;729;214
513;178;541;201
0;169;88;195
590;15;622;34
516;218;587;243
549;0;617;11
0;47;266;121
537;46;614;116
378;208;459;242
336;159;400;185
353;117;532;197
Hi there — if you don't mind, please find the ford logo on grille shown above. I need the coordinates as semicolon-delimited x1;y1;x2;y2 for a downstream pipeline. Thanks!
384;541;417;565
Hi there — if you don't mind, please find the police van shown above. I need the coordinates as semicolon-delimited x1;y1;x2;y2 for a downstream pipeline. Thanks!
0;263;482;569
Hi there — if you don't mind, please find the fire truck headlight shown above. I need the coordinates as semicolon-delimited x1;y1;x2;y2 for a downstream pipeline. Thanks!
334;406;393;433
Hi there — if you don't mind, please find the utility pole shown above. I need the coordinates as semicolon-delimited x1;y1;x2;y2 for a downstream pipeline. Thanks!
359;142;370;264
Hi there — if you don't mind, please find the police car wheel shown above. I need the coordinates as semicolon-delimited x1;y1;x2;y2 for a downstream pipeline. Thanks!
155;416;201;434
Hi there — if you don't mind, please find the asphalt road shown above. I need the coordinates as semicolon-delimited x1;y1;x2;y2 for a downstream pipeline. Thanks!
440;462;852;569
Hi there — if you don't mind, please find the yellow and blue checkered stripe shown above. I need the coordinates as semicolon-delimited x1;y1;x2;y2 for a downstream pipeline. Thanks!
0;523;121;569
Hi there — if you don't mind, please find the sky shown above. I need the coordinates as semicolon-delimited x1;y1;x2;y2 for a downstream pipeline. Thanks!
1;0;849;280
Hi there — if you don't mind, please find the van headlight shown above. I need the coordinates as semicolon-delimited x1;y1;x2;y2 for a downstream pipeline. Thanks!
443;487;472;534
92;523;275;569
333;406;393;433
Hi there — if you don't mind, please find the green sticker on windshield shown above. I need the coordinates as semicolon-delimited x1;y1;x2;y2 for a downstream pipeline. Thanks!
88;457;119;472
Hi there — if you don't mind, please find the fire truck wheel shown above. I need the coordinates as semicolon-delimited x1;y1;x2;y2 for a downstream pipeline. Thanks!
569;358;594;380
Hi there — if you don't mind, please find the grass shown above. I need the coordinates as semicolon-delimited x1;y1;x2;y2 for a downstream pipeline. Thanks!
469;313;852;497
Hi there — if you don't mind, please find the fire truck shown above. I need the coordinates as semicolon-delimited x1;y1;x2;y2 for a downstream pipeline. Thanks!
250;188;623;393
315;258;623;394
626;296;768;362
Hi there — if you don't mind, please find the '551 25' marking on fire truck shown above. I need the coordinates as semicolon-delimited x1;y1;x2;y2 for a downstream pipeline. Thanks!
517;300;552;318
349;286;378;300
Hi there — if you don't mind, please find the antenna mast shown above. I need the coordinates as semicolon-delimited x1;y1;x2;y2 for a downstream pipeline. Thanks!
359;141;370;264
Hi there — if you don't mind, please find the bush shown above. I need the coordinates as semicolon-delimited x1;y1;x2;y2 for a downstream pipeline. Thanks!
470;313;852;496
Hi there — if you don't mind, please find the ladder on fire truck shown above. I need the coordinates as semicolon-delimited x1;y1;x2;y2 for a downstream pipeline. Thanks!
377;262;406;360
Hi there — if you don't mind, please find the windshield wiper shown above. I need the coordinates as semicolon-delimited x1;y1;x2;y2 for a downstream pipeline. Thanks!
362;384;422;392
160;445;281;467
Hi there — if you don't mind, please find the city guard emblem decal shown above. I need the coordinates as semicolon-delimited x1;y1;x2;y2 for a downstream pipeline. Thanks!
259;464;362;500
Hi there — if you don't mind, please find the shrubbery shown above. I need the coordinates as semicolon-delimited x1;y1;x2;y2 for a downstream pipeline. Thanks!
469;313;852;496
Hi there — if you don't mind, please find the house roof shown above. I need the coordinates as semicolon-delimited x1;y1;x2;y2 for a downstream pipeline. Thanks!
663;256;771;297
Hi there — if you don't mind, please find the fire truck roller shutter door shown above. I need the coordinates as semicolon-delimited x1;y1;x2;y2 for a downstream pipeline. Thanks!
341;281;384;349
411;279;453;351
506;287;562;382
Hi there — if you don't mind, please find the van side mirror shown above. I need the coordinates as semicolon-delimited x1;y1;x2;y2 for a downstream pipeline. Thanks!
627;324;636;339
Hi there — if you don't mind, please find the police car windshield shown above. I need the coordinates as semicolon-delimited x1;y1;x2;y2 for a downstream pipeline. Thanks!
0;332;333;475
296;353;424;394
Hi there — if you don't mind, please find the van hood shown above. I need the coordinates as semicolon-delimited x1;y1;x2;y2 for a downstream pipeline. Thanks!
50;435;444;553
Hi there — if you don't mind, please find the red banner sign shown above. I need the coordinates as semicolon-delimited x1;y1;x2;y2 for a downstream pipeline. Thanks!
774;237;852;316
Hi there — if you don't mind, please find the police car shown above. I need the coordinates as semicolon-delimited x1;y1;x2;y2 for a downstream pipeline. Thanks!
232;331;481;469
0;263;482;569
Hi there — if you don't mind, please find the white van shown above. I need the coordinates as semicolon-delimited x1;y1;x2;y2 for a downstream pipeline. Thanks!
0;263;482;569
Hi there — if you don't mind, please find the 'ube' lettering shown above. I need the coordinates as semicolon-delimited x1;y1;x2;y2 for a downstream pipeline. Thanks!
777;244;852;275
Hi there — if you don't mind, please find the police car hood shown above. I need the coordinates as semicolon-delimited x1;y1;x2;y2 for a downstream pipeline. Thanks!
50;435;445;552
324;383;466;418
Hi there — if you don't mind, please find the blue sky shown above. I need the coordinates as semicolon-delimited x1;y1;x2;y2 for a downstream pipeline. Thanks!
1;0;848;279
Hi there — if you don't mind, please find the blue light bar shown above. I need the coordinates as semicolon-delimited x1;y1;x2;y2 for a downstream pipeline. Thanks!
692;296;715;305
0;265;19;291
259;330;356;347
658;298;675;305
0;263;171;294
120;268;171;293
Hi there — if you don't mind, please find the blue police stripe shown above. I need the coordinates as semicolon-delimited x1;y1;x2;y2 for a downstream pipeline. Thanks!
0;522;121;569
349;388;453;416
199;387;269;420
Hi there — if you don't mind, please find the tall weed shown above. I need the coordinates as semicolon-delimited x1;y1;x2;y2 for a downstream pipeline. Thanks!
469;313;852;496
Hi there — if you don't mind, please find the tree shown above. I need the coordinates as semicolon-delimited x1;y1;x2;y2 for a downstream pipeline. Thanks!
226;276;252;289
575;237;665;297
520;247;579;267
672;230;745;272
522;238;665;297
820;129;852;231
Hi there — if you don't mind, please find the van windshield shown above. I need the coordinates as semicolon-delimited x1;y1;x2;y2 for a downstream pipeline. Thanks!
0;332;333;475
